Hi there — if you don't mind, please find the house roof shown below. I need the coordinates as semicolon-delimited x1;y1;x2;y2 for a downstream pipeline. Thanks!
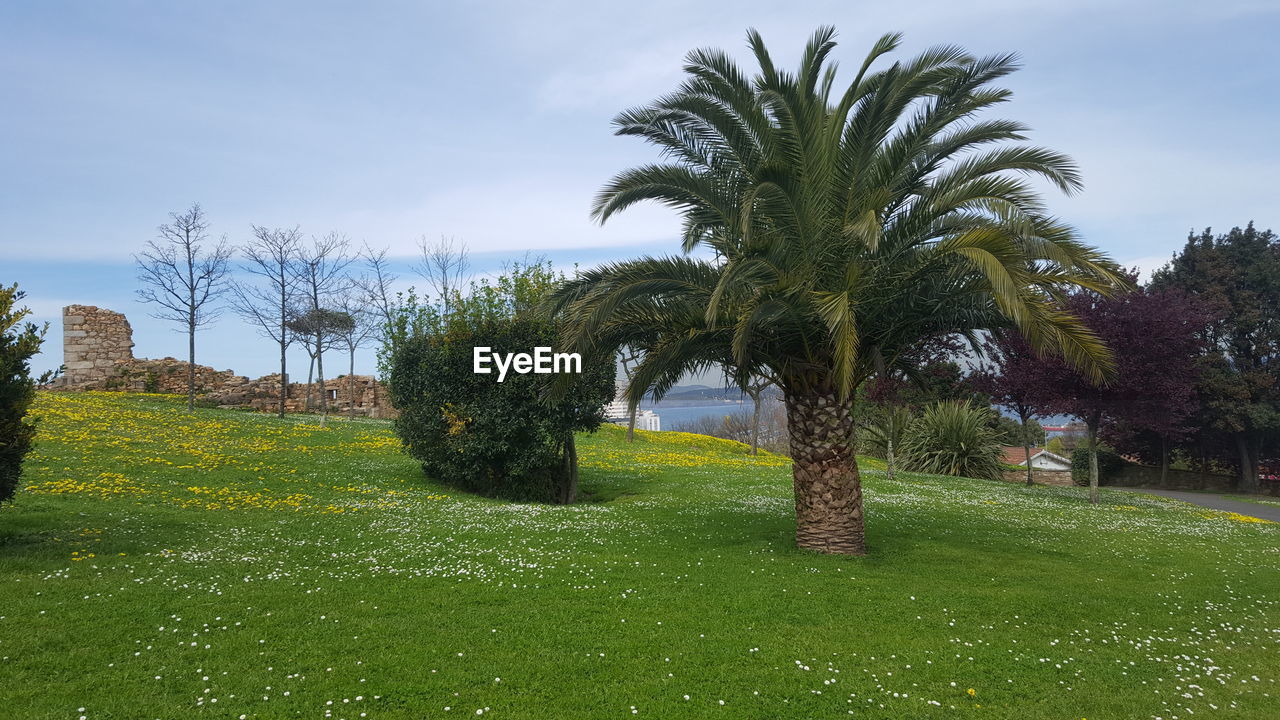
1001;447;1041;465
1001;447;1072;466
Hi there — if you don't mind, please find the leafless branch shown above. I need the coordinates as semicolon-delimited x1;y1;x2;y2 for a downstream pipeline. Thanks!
133;203;232;410
353;242;399;335
414;235;469;310
229;224;303;417
134;203;232;329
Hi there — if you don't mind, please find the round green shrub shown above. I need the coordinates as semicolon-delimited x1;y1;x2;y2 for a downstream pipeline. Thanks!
387;317;614;503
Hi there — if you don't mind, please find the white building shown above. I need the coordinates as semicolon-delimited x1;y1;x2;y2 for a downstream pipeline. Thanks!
604;397;660;431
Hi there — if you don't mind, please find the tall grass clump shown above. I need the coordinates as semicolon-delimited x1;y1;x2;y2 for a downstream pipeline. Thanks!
902;400;1004;481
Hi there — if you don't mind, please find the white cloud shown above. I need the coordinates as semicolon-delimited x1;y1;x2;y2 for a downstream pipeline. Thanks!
330;176;683;257
1116;254;1176;283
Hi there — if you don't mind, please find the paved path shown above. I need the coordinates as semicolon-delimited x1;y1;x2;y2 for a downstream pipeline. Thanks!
1113;488;1280;523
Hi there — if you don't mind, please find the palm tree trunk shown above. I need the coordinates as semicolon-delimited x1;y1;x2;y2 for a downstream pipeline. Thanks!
886;437;895;482
785;388;865;555
627;406;637;442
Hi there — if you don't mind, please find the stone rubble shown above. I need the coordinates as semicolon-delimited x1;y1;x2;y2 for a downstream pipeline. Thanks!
51;305;396;418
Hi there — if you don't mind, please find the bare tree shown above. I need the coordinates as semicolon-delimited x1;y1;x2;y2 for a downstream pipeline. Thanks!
294;233;353;425
134;203;232;411
332;289;379;418
229;226;301;418
743;376;774;455
353;242;399;339
619;347;642;442
415;235;468;311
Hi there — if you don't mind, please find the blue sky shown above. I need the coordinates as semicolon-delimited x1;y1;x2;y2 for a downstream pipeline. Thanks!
3;0;1279;380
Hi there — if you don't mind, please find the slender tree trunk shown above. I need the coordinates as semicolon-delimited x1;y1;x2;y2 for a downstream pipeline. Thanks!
785;387;865;555
278;284;288;419
316;334;327;427
1236;433;1258;493
886;437;895;482
622;350;637;442
187;314;196;412
559;433;579;504
348;346;356;420
1087;417;1100;505
1159;434;1169;486
304;353;315;412
186;260;196;412
278;337;287;418
750;388;762;456
1021;412;1033;486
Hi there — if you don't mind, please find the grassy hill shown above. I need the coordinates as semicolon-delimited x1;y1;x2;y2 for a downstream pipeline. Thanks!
1;392;1276;719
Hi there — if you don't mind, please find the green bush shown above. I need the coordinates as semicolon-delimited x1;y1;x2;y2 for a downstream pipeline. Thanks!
388;318;614;503
900;400;1004;481
1;284;47;503
385;261;615;504
1070;446;1125;486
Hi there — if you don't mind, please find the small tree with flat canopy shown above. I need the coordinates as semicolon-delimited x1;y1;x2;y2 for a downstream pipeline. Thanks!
286;307;353;422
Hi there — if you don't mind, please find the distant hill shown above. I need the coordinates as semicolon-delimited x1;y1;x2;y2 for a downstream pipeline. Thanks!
644;384;780;407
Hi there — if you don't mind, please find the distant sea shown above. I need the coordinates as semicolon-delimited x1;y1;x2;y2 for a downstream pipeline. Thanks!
642;402;749;429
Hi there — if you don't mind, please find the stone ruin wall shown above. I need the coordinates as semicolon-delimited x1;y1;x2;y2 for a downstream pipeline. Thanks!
53;305;396;418
207;373;397;419
61;305;135;386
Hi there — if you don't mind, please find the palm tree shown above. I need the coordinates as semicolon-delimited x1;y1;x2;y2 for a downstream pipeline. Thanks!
548;28;1126;555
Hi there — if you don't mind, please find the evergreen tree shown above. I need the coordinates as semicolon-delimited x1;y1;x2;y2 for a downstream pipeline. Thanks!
1;285;48;503
1151;224;1280;492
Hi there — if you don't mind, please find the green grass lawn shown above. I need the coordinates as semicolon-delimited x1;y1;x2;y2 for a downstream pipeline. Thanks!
1;392;1277;720
1227;495;1280;509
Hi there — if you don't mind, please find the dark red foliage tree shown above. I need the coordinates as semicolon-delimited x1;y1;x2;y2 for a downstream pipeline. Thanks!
972;335;1055;486
863;334;969;411
979;275;1204;502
